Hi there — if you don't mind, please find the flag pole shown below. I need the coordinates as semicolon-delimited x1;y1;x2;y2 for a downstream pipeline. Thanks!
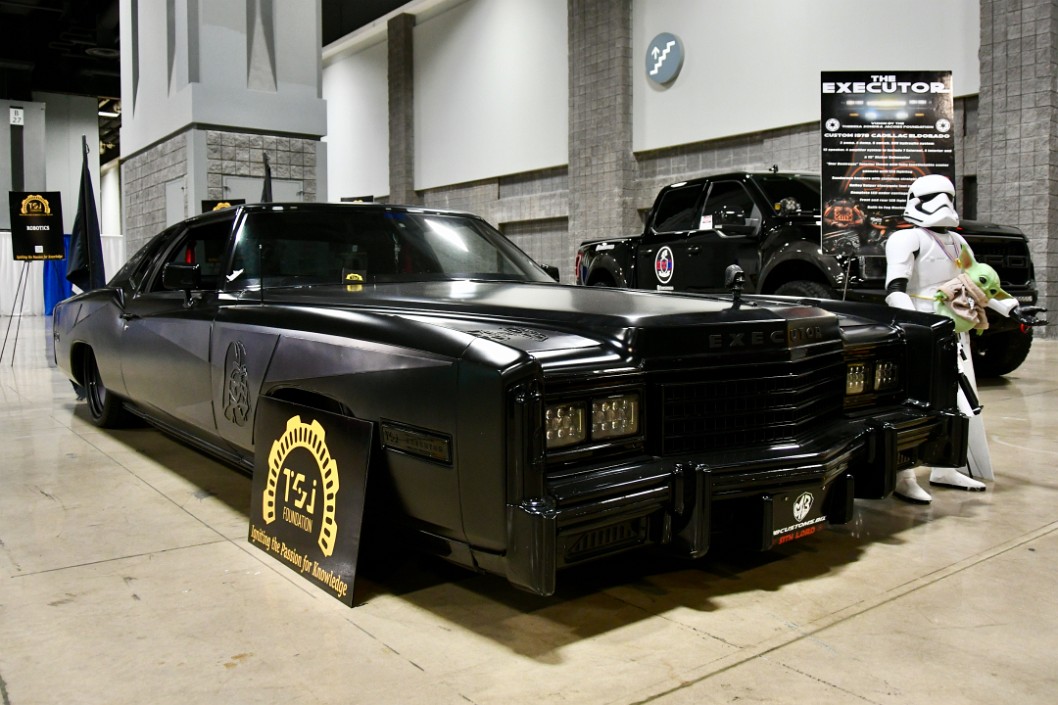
66;135;105;292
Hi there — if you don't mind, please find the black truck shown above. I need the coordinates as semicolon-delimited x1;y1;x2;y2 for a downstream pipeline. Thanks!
575;172;1039;376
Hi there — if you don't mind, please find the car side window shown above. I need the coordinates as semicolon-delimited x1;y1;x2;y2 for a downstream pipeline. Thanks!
652;184;705;233
703;181;761;230
146;217;235;292
110;228;173;293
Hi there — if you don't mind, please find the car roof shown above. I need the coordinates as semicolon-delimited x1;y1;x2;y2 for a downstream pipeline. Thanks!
177;201;482;228
661;171;818;190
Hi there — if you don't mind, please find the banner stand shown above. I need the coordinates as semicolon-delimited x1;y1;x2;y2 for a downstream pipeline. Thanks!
0;261;31;365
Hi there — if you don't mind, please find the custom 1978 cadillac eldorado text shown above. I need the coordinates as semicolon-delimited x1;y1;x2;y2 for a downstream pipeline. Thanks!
53;203;966;595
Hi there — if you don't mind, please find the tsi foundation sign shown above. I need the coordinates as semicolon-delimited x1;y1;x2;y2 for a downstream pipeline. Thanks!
249;397;372;606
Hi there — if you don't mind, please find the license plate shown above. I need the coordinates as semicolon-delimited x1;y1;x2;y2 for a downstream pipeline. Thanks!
771;488;826;546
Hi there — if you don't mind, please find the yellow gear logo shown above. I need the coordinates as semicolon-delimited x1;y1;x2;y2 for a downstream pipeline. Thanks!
19;194;51;216
262;416;340;557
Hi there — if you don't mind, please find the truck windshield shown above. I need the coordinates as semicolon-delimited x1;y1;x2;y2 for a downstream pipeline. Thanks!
755;175;821;215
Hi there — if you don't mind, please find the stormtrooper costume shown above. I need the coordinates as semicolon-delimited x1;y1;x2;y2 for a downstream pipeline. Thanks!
884;175;1020;503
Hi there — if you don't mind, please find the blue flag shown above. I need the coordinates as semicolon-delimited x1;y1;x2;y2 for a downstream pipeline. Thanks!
66;136;105;291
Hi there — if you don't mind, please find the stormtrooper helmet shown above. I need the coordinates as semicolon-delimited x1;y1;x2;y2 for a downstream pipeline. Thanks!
904;174;959;229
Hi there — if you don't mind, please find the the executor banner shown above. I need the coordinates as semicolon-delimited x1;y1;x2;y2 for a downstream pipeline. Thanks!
820;71;955;256
249;397;372;606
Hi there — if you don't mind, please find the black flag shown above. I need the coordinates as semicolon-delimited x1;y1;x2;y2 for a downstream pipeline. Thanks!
66;135;105;291
261;152;273;203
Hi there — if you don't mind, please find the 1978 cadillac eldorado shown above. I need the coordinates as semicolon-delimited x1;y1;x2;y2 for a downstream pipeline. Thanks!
53;203;966;595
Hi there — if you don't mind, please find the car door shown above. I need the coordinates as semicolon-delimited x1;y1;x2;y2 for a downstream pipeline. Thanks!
675;179;764;293
635;181;707;291
118;215;237;440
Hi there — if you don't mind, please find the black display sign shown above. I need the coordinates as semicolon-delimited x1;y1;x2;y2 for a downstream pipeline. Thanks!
202;199;245;213
249;397;373;606
8;191;64;260
820;71;955;256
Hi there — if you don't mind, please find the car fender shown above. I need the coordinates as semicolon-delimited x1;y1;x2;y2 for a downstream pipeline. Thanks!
759;238;845;293
585;251;633;287
579;238;638;287
53;289;132;398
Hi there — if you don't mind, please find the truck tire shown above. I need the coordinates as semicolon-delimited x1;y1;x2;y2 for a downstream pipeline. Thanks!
970;328;1033;377
774;280;834;299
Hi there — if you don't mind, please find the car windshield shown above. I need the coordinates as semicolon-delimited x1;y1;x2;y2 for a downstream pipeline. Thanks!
754;175;822;215
225;207;554;289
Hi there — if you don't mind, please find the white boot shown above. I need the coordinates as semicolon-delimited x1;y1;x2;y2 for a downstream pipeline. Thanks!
929;466;986;492
894;468;932;504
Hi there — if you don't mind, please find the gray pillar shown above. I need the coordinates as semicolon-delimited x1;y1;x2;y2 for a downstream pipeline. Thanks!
977;0;1057;336
567;0;638;243
119;0;327;253
388;13;419;205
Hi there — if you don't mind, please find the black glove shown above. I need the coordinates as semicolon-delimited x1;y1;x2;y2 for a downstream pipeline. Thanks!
1010;305;1048;327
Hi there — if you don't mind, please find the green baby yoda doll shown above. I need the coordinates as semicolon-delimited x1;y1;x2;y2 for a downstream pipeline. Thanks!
933;244;1011;334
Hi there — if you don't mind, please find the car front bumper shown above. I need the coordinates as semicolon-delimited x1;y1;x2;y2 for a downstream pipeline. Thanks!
500;408;967;595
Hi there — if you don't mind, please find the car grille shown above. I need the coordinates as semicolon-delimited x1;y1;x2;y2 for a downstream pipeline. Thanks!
965;239;1033;287
656;351;845;455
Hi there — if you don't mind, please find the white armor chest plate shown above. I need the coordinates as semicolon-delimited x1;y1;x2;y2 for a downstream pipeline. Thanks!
908;229;961;297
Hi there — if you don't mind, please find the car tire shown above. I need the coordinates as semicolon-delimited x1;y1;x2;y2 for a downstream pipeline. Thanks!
970;328;1033;378
83;349;130;428
774;280;835;299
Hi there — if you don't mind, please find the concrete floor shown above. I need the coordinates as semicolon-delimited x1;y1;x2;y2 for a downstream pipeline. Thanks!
1;314;1056;705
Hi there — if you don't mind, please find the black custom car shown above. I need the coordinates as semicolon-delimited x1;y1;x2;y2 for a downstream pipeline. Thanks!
53;204;967;596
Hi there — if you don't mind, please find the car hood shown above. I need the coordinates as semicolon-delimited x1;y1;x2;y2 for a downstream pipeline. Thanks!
243;280;848;365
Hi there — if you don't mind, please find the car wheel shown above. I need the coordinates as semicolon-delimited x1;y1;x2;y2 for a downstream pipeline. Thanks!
83;349;129;428
970;328;1033;377
774;280;835;299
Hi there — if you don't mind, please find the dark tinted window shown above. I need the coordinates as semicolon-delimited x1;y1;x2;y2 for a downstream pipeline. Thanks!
146;217;235;292
652;184;704;232
704;181;760;226
111;227;174;292
226;207;553;289
754;175;821;215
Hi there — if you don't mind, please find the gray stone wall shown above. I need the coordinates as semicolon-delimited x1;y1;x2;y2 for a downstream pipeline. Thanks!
388;14;419;206
204;129;319;201
121;128;320;257
978;0;1057;335
503;218;571;274
121;132;188;255
567;0;638;245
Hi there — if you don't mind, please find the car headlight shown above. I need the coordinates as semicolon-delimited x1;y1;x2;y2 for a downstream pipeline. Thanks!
546;392;641;449
873;360;900;391
845;359;901;396
545;402;586;448
846;362;868;395
592;394;640;440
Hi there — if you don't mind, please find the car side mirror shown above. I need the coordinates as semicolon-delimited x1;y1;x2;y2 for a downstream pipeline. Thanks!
162;263;202;302
541;264;560;282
